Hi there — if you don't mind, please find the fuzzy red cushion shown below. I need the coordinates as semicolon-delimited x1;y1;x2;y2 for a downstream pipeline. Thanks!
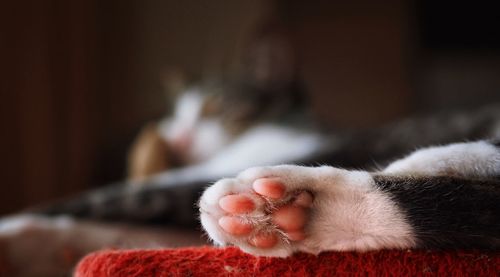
74;247;499;276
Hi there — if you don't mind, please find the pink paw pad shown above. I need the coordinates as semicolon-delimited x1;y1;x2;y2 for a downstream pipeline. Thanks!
219;194;255;214
217;177;313;249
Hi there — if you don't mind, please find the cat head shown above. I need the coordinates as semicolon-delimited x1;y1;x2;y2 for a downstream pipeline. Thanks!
160;18;305;135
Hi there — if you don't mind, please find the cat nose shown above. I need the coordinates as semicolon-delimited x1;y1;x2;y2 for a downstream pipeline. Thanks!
171;128;193;151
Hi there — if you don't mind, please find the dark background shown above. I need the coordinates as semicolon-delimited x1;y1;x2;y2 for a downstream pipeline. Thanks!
1;0;499;215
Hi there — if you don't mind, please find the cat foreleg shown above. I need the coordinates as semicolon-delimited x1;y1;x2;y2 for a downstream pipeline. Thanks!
383;140;500;178
199;165;416;257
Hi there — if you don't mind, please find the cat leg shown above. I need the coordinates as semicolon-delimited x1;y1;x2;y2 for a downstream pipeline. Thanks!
383;140;500;178
0;214;205;276
199;141;500;257
377;140;500;249
199;165;416;257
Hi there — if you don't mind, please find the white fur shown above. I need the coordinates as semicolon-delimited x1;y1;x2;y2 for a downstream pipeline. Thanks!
151;125;326;186
0;214;74;236
201;125;325;175
188;119;231;162
158;89;232;163
199;165;416;257
384;141;500;177
170;88;205;127
158;89;205;144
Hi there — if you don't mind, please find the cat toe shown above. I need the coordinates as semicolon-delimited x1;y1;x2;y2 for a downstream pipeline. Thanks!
219;194;256;214
252;178;285;199
218;216;253;235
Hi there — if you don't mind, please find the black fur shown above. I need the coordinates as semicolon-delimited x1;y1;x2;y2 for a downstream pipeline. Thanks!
374;175;500;249
32;181;204;227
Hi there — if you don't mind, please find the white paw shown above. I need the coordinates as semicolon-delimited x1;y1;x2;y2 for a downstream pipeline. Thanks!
199;165;412;257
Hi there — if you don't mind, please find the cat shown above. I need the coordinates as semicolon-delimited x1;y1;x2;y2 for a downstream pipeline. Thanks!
127;24;307;182
199;139;500;257
127;78;315;183
28;103;500;228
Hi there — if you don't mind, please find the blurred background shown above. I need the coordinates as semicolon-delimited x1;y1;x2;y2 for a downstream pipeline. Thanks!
1;0;500;215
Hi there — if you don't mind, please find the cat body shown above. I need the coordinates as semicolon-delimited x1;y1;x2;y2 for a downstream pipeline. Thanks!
35;104;500;228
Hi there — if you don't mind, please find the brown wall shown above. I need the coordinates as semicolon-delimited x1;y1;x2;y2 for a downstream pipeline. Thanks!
0;1;98;213
286;0;413;128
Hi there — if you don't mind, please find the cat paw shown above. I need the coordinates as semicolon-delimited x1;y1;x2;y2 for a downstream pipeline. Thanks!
199;169;310;256
199;165;415;257
199;165;357;256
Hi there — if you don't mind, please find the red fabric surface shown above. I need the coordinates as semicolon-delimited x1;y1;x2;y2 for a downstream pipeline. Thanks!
75;246;499;277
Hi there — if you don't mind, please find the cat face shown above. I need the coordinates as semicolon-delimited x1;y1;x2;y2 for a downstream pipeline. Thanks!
160;26;303;134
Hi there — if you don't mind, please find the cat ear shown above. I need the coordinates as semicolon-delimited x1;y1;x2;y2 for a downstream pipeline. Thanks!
160;67;188;99
241;20;297;91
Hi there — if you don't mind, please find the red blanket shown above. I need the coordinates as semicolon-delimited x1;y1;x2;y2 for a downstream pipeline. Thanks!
75;246;499;276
